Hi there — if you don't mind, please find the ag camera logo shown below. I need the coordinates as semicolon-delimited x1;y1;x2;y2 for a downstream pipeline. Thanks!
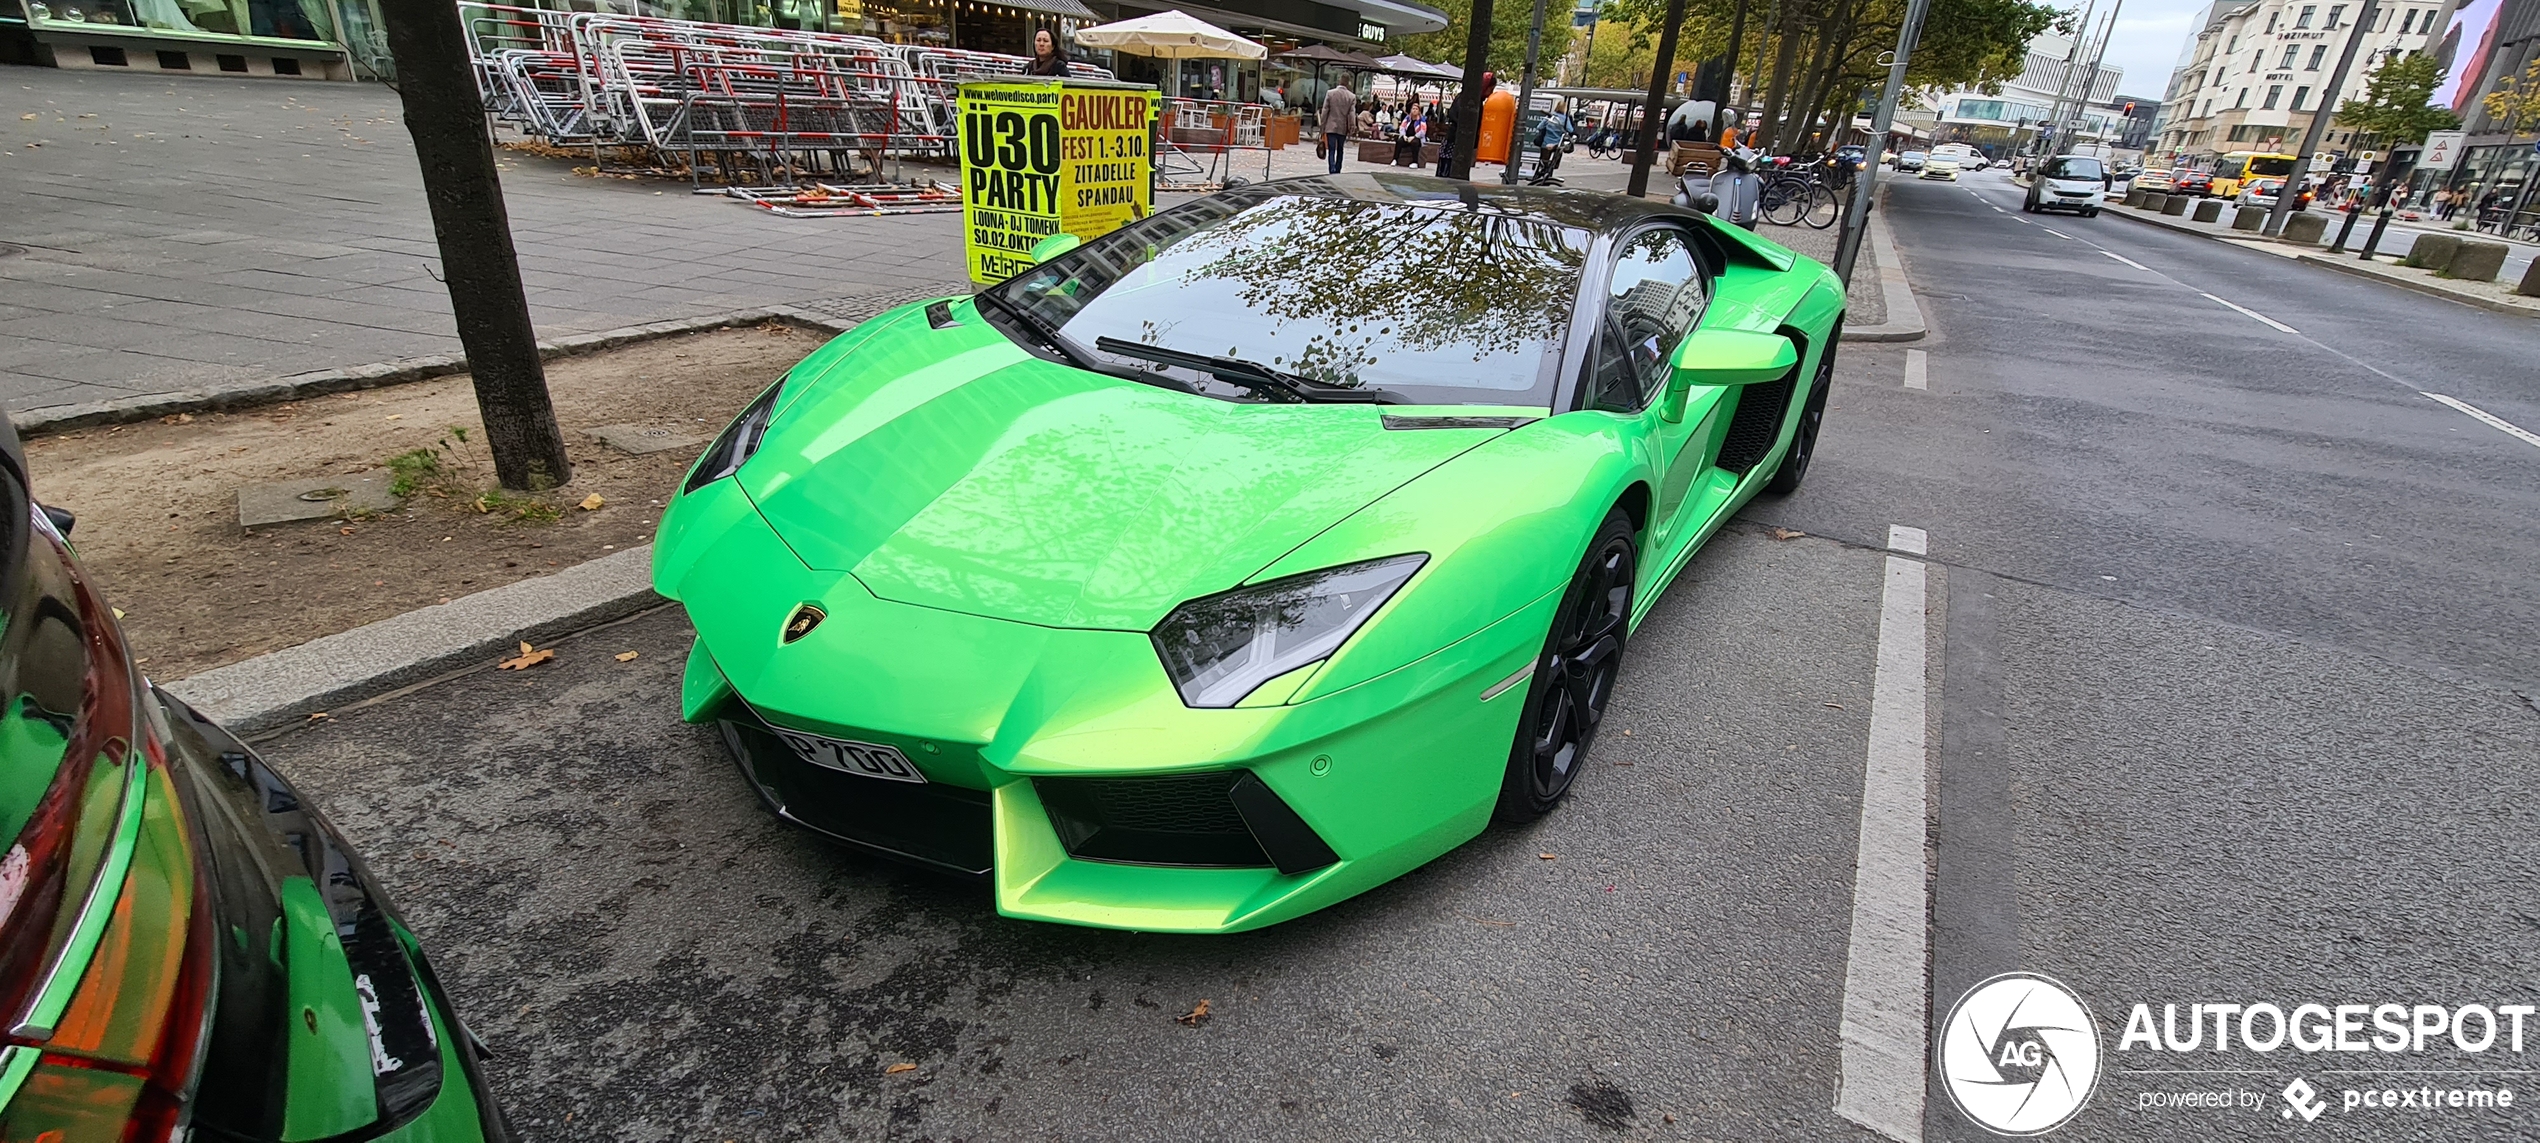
1940;972;2104;1135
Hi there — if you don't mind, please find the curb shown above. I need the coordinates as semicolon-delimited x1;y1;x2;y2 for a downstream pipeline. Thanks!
163;545;663;735
2100;204;2233;239
7;288;955;437
1844;201;1927;343
2290;254;2540;316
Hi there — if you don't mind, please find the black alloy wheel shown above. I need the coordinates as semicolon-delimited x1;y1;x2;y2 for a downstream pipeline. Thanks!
1765;334;1836;495
1495;508;1636;823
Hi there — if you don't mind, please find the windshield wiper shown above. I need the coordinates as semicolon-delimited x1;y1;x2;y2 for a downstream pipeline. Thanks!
1091;337;1410;405
974;292;1200;394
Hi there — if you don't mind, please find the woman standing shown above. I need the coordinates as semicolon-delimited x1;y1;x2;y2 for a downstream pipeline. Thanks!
1024;28;1070;77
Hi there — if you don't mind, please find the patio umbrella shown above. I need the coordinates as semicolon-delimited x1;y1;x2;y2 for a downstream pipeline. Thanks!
1073;10;1266;59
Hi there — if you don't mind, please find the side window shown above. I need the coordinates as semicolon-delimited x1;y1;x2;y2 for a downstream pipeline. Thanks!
1590;227;1705;412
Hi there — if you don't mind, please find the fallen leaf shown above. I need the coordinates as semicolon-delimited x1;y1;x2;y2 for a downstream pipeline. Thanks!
1823;702;1844;709
498;643;556;670
1537;852;1557;860
306;711;330;721
578;493;605;511
111;607;126;619
1620;728;1632;736
615;651;640;662
1769;527;1804;541
1177;999;1212;1026
18;114;32;121
1665;1113;1678;1124
340;527;355;535
884;1062;917;1075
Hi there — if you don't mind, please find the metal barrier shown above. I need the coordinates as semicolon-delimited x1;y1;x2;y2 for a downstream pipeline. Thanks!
460;3;1121;189
1156;97;1271;192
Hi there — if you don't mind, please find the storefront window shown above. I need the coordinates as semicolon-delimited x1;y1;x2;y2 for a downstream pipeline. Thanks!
27;0;338;42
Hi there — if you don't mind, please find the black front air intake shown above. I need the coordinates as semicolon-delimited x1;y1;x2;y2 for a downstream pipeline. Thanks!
1713;329;1808;474
1036;771;1338;875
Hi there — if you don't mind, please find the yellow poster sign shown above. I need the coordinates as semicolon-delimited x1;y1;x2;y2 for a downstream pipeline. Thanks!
960;79;1157;285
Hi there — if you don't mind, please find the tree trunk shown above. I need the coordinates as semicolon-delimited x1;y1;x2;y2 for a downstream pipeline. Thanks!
1441;0;1498;180
1715;0;1752;104
1625;0;1691;197
1755;4;1803;150
1780;22;1837;151
378;0;570;491
1793;2;1860;152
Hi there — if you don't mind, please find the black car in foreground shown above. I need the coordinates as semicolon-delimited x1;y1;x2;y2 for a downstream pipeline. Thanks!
0;421;508;1140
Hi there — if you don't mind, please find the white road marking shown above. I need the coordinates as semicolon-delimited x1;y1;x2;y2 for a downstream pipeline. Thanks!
2041;227;2076;241
2198;292;2300;333
1903;350;1928;391
1887;524;1928;554
2101;250;2150;270
1991;205;2006;213
2422;393;2540;451
1835;534;1931;1143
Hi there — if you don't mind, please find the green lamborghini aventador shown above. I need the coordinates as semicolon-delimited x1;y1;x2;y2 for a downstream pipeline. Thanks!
654;173;1844;933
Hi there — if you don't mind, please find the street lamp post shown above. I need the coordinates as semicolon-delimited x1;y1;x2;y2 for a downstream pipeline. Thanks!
1831;0;1934;282
2264;0;2381;236
1506;0;1552;185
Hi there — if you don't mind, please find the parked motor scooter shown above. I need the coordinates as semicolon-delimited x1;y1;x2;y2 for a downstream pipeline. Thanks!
1673;144;1763;229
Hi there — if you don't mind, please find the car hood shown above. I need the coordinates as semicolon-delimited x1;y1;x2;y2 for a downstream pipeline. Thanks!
739;321;1518;631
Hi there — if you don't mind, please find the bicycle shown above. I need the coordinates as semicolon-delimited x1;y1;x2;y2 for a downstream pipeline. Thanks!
1758;156;1844;229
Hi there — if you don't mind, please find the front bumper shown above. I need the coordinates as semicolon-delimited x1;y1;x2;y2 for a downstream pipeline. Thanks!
662;482;1558;933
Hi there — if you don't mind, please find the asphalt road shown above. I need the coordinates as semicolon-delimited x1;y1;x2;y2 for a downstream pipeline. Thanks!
247;169;2540;1141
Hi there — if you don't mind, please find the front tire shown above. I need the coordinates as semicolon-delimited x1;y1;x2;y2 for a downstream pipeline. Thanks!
1494;508;1636;823
1764;335;1835;495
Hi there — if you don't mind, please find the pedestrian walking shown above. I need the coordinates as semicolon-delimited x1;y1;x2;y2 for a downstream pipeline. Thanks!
1023;28;1070;77
1321;82;1357;175
2430;187;2453;220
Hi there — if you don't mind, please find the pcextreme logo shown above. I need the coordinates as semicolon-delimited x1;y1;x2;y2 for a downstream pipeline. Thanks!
1938;973;2105;1136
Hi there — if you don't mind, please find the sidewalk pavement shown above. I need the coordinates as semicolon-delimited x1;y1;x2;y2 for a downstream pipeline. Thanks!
3;69;970;416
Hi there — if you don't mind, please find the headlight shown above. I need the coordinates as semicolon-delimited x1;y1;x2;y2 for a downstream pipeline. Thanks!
684;381;784;494
1151;554;1426;708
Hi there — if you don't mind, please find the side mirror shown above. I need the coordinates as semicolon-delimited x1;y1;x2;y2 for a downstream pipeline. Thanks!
1029;233;1082;263
1661;328;1799;422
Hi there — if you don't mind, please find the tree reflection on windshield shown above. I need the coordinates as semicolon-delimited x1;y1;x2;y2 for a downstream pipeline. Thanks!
1001;188;1589;404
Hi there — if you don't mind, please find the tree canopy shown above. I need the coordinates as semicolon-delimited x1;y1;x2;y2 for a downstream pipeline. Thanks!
1396;0;1578;79
2337;53;2461;144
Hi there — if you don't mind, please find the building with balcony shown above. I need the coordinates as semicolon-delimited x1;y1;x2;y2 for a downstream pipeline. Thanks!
2152;0;2439;167
1920;30;2126;158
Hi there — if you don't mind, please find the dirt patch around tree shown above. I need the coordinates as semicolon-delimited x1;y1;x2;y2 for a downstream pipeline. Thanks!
27;324;825;680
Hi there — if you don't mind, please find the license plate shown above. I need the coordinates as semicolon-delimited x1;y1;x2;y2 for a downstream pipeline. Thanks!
770;728;928;784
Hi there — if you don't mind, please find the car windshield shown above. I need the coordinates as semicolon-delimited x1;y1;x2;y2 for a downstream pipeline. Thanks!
990;188;1592;406
2044;157;2104;181
2249;156;2298;178
1901;151;1927;161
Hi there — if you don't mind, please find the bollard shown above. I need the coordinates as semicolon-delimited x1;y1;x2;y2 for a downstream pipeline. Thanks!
2124;187;2146;208
2141;192;2170;212
2520;254;2540;297
2161;194;2192;216
2443;240;2509;282
2401;232;2462;270
2283;212;2329;244
2195;198;2227;223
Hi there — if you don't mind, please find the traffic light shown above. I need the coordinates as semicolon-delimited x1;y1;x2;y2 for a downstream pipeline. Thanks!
2123;101;2136;115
